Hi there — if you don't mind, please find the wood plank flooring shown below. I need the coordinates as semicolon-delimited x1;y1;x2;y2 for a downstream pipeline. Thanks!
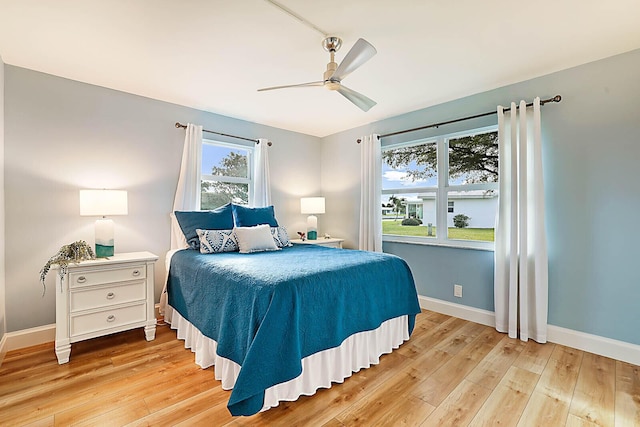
1;310;639;426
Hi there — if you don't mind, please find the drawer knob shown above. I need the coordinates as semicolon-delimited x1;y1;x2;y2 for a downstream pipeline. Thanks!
77;276;87;283
106;292;115;300
107;315;116;322
132;270;141;277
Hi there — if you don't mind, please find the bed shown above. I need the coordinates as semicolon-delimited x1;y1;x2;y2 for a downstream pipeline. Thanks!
165;205;420;416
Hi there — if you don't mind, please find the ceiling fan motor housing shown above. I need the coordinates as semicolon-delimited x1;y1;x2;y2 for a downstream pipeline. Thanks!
322;36;342;52
324;61;340;90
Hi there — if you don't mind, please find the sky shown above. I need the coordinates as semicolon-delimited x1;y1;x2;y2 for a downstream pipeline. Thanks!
382;158;436;204
202;143;249;176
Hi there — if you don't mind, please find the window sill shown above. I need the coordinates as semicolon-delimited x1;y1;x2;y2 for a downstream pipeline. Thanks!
382;235;495;252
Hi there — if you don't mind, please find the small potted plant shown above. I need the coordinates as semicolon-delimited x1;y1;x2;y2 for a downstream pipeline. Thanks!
40;240;95;295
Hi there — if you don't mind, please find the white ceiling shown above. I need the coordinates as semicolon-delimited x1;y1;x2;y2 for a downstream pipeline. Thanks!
1;0;640;137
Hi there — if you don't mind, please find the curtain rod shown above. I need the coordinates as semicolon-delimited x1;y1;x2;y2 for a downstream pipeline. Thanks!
356;95;562;143
175;122;272;146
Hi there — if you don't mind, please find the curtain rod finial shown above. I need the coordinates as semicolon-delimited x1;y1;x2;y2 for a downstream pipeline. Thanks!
175;122;184;128
553;95;562;103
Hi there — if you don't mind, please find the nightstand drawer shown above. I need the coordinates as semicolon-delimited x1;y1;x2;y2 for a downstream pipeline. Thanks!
70;281;146;312
69;265;146;288
70;303;146;337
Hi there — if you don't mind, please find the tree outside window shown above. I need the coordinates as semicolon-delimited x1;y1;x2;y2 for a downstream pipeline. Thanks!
201;140;253;210
382;126;498;247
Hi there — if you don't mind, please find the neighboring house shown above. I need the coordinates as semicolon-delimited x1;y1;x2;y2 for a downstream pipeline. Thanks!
404;191;498;228
381;206;394;216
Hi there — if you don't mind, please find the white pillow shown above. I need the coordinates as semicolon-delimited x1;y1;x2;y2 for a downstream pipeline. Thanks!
234;224;281;254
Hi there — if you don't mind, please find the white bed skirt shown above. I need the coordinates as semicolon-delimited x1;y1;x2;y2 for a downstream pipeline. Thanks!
165;305;410;412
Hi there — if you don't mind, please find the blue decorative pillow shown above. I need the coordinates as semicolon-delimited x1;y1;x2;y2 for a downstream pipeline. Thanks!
271;226;293;248
175;204;234;250
197;229;239;254
232;204;279;227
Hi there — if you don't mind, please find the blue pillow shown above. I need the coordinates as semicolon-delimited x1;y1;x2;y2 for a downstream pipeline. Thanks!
175;204;234;249
232;204;279;227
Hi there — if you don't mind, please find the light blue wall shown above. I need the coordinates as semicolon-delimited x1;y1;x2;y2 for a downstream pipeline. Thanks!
4;49;640;347
4;66;321;332
384;242;494;310
322;49;640;346
0;55;5;343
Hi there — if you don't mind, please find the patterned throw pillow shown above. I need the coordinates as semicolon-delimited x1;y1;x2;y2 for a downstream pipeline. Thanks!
197;229;239;254
271;226;293;248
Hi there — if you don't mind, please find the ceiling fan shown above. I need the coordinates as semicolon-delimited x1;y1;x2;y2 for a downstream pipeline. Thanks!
258;36;377;112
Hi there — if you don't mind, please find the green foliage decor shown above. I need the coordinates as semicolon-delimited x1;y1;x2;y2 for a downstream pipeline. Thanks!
40;240;95;295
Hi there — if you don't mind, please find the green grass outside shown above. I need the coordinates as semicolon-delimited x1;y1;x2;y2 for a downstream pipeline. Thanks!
382;220;494;242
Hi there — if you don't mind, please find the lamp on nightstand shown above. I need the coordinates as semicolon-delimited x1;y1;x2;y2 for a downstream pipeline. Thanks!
80;189;128;257
300;197;325;240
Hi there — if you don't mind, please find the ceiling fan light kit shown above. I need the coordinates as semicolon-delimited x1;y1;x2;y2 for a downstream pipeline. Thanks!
258;36;378;112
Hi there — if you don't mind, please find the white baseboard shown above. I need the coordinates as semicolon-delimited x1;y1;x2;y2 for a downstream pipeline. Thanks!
547;324;640;366
419;295;495;327
0;333;7;367
418;295;640;366
1;324;55;354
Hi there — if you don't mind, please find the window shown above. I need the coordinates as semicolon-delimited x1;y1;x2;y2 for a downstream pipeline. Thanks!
201;139;253;210
382;126;498;248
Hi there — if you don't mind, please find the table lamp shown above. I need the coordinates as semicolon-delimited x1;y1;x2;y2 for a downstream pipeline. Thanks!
300;197;325;240
80;189;128;257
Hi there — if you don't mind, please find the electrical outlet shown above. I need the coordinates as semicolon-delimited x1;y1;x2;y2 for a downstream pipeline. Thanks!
454;284;463;298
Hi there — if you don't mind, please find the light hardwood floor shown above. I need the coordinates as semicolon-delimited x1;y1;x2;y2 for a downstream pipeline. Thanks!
1;310;639;426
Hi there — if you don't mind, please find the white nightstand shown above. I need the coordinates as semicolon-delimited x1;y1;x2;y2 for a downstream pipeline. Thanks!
54;251;159;364
291;237;344;249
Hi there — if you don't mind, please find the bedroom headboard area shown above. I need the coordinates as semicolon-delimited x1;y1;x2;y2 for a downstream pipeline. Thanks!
3;65;322;333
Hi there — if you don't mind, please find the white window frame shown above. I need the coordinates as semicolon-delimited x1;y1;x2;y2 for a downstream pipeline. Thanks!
382;125;498;250
200;138;254;209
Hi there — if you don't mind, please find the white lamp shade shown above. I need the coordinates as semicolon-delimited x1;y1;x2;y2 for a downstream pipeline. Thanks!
80;190;128;216
300;197;325;214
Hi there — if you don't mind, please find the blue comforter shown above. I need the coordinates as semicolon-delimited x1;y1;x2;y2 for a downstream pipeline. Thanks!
167;244;420;416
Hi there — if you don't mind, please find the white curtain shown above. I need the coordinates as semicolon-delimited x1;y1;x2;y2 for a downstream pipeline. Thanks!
170;123;203;249
251;139;271;207
494;98;548;343
359;134;382;252
162;123;203;315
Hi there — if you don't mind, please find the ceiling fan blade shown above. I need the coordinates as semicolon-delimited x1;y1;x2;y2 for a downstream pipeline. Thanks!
330;38;377;82
336;85;377;112
258;81;324;92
